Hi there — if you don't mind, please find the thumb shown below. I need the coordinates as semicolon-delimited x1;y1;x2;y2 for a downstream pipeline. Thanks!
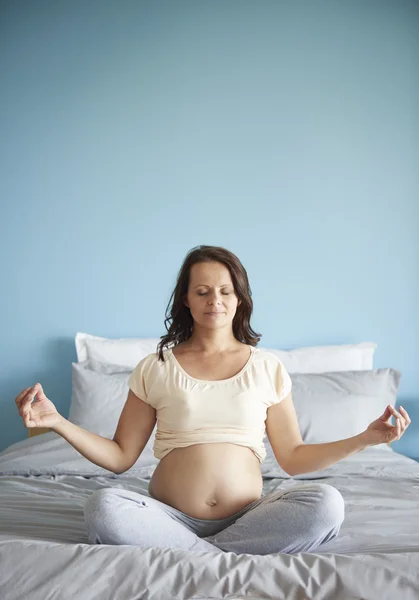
380;405;392;421
33;382;46;400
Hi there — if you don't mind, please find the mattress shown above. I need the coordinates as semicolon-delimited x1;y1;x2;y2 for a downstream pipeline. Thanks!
0;431;418;600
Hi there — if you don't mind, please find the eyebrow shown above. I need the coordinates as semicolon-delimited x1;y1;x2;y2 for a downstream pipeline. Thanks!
193;284;233;288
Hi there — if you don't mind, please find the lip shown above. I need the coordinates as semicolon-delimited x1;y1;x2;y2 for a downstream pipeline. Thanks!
205;312;224;315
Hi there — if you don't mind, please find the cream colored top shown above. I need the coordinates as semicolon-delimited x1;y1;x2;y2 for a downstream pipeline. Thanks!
128;345;292;463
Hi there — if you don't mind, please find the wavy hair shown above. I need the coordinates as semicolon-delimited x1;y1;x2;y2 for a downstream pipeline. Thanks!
156;245;262;361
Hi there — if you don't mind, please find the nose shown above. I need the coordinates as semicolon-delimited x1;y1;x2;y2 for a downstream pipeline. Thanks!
207;296;223;307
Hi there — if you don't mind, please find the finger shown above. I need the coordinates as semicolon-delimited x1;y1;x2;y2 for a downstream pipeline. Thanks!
21;386;39;415
396;417;402;439
15;386;33;405
380;405;393;421
384;405;401;424
399;406;411;425
389;406;405;427
17;390;36;414
390;416;399;441
34;382;45;398
21;399;33;419
398;414;407;435
23;389;38;408
29;382;44;400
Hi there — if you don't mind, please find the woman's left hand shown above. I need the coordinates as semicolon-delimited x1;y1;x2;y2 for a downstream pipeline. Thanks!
361;404;411;447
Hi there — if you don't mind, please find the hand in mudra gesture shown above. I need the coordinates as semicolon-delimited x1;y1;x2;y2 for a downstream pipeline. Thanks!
362;404;411;447
15;383;61;429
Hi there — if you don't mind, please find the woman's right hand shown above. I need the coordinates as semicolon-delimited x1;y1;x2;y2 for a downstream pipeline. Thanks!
15;383;62;429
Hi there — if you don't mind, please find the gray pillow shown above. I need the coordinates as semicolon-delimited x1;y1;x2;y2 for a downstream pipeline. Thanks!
68;361;158;468
261;367;402;478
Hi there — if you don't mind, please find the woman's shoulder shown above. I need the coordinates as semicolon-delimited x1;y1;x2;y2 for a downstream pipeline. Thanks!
251;347;291;382
252;347;283;365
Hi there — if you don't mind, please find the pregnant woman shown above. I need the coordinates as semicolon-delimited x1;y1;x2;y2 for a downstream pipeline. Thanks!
15;245;409;555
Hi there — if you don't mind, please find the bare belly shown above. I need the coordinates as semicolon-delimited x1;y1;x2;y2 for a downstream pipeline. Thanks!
148;443;263;520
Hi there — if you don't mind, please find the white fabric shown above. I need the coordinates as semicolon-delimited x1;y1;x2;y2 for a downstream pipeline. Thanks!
75;332;159;366
75;332;377;372
260;341;377;373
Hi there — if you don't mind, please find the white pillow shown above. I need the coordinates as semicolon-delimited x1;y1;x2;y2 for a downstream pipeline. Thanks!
260;342;377;373
75;332;377;372
75;332;160;366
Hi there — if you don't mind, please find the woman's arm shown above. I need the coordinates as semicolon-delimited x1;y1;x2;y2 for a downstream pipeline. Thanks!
285;434;368;475
52;390;156;474
52;417;126;474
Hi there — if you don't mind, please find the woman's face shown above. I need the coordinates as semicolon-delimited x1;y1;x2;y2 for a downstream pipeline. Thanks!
184;261;241;327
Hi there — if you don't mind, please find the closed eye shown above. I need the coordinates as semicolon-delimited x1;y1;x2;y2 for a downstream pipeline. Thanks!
198;292;230;296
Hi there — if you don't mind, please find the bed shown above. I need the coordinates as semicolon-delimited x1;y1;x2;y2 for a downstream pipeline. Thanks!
1;335;418;599
0;433;418;599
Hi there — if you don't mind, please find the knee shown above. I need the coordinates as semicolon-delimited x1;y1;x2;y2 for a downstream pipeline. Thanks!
84;488;116;520
313;483;345;528
83;488;120;543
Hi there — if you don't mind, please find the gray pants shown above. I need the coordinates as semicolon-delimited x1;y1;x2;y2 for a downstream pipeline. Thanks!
83;482;344;555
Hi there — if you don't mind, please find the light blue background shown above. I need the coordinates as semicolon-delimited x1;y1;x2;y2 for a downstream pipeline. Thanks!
1;0;418;458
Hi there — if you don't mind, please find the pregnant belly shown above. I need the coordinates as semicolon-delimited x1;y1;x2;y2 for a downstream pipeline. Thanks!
148;442;263;520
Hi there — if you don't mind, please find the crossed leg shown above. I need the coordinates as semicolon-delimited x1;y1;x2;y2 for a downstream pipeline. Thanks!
202;482;345;555
83;482;345;556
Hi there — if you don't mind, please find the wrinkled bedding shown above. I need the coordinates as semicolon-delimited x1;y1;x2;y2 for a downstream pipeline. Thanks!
0;432;418;599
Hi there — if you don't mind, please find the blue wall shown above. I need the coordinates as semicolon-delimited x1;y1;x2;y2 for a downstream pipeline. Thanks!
1;0;418;458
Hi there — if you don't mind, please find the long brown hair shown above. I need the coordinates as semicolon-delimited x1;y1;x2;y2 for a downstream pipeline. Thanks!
156;245;262;361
